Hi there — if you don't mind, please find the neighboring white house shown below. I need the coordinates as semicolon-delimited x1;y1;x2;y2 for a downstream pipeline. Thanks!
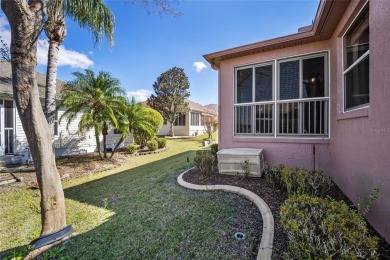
142;99;217;136
0;61;132;159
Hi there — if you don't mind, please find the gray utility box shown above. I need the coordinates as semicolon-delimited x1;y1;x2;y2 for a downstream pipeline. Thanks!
217;148;264;177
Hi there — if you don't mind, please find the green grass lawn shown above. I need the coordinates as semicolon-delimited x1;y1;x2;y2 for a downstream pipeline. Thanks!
0;135;260;259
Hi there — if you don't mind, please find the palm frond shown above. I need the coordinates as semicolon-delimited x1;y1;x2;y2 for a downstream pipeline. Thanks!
62;0;115;45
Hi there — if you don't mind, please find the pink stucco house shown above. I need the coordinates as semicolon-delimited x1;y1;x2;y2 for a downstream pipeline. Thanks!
204;0;390;242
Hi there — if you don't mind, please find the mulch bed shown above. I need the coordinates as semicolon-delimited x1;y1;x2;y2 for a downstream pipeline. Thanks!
3;147;167;190
183;167;390;259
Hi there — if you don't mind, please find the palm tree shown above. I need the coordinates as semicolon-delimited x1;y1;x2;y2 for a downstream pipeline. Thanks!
60;69;126;159
133;106;163;148
44;0;114;126
1;0;178;256
110;98;155;158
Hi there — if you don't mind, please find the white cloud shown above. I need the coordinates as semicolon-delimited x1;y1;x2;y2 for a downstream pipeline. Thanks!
193;61;207;73
88;51;94;56
37;40;94;69
127;89;153;102
0;14;93;69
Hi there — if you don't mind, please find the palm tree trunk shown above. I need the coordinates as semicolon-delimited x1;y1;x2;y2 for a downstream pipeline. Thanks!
2;0;66;239
45;40;59;127
94;126;102;159
110;134;125;159
102;122;108;158
103;133;107;158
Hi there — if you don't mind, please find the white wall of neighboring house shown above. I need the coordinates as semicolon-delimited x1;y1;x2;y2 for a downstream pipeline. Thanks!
156;110;215;137
53;109;97;156
12;106;133;158
157;112;190;136
158;122;189;136
103;130;133;151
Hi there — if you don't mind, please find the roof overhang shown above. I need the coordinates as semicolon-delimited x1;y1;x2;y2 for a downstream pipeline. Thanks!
203;0;351;69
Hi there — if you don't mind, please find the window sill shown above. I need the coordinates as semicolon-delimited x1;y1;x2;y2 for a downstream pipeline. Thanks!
233;136;330;144
337;107;369;121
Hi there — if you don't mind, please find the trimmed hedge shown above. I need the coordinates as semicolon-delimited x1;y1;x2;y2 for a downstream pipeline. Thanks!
146;140;158;151
155;137;167;149
281;167;333;197
127;144;137;154
281;194;379;259
263;162;333;197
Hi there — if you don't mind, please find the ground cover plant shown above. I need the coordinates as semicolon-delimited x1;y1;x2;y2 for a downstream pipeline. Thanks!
0;136;261;259
281;194;379;259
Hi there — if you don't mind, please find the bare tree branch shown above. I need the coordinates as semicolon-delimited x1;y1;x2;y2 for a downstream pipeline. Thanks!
0;36;11;62
131;0;182;17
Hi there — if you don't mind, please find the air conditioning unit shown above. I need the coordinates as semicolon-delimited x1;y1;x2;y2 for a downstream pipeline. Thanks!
217;148;264;177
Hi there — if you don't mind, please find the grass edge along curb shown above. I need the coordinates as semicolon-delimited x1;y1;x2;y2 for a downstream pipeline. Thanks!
177;168;274;260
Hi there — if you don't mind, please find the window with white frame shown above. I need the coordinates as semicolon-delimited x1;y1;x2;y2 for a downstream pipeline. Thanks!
190;112;200;126
234;52;329;137
344;6;369;111
174;113;186;126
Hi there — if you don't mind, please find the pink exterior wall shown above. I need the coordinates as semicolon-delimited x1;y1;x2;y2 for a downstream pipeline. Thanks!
328;0;390;242
217;0;390;241
218;40;333;169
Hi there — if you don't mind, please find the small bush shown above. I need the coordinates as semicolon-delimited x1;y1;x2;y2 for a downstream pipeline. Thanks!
194;150;214;178
281;194;379;259
146;140;158;151
263;162;285;190
127;144;137;154
210;143;218;158
240;160;250;178
155;137;167;148
281;167;333;197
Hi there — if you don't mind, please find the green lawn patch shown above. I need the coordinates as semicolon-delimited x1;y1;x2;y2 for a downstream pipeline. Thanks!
0;136;260;259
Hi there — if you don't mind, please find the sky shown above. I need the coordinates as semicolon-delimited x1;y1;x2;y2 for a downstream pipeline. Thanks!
0;0;320;106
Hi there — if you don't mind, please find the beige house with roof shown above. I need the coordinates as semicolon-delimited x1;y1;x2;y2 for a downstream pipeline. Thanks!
143;99;217;137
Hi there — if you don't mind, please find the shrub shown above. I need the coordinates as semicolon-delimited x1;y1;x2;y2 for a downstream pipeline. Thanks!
133;106;163;148
281;167;333;197
281;194;379;259
210;144;218;163
210;143;218;158
263;162;285;190
146;140;158;151
155;137;167;148
127;144;137;154
194;150;214;178
357;184;382;216
240;160;250;178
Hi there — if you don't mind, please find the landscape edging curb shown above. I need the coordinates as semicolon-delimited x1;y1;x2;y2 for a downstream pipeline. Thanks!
177;168;274;260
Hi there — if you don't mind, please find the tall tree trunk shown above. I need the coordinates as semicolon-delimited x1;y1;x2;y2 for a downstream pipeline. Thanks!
45;40;59;126
110;134;125;159
44;12;66;127
102;122;108;158
1;0;66;237
103;133;107;158
169;121;174;137
94;125;102;159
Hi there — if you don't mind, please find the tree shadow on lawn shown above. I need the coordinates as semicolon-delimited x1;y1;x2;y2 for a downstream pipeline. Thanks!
0;150;193;259
1;148;261;259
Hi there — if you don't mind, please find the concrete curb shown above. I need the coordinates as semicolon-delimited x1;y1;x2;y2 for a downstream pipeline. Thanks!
177;168;274;260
